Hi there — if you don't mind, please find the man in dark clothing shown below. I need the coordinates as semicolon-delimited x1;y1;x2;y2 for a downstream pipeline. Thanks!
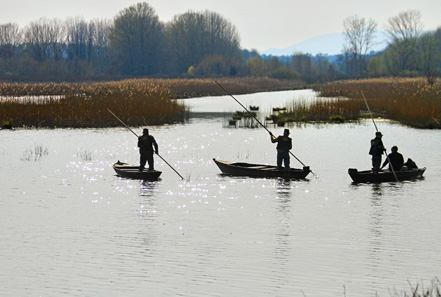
381;146;404;171
270;128;292;170
369;131;386;173
138;128;158;172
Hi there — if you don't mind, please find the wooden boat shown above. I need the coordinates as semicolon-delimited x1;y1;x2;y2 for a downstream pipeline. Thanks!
113;161;162;180
348;167;426;183
213;158;310;179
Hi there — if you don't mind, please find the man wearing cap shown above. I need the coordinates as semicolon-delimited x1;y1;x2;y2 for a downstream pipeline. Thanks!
138;128;158;172
269;129;292;170
369;131;386;173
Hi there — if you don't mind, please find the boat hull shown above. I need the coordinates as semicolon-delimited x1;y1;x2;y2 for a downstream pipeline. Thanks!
213;158;310;179
113;161;162;180
348;167;426;183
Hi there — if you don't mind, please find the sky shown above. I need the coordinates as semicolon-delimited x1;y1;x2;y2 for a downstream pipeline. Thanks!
1;0;440;52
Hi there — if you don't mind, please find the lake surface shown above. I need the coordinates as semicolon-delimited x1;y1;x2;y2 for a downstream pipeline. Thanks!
1;90;440;297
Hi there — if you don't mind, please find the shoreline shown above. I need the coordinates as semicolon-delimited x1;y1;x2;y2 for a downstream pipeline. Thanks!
2;77;440;129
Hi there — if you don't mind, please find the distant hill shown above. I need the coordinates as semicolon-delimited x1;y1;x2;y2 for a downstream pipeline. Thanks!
262;31;389;56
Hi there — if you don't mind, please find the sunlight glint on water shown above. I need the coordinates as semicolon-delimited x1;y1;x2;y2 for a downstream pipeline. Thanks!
1;90;440;297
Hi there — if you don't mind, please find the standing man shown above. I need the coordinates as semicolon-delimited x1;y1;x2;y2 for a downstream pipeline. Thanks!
369;131;386;173
270;129;292;170
138;128;158;172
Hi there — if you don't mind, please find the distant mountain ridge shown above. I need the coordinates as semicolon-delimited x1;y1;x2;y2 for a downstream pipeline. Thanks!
262;31;389;56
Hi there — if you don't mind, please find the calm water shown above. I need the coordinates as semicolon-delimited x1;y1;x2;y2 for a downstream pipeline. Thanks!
1;90;440;297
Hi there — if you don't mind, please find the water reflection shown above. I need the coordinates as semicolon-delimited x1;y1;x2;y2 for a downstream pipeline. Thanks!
138;180;160;221
367;183;385;294
276;178;293;200
370;183;384;197
369;186;384;243
2;90;440;297
273;178;294;294
139;179;160;197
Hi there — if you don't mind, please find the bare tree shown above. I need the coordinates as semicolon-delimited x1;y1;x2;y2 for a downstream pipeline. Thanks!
109;2;164;75
90;19;111;50
89;19;111;72
65;16;89;61
0;23;22;57
23;18;65;62
204;11;240;57
417;32;441;84
342;15;377;77
166;11;205;73
166;10;241;74
384;10;424;74
385;10;424;43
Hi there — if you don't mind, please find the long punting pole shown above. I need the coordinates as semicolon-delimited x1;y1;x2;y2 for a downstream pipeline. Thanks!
361;92;398;182
107;108;185;180
214;81;313;173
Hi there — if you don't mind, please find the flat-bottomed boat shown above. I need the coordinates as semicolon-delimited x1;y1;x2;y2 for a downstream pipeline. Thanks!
348;167;426;183
113;161;162;180
213;158;310;179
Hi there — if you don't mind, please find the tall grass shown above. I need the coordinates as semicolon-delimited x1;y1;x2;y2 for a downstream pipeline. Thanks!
0;77;303;98
391;278;441;297
0;77;304;128
316;77;441;129
21;144;48;161
287;98;360;123
266;98;361;125
158;77;305;98
0;79;186;128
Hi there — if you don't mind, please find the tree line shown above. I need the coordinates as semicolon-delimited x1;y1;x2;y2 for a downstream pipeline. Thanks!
0;3;440;84
340;10;441;84
0;3;243;81
261;10;441;84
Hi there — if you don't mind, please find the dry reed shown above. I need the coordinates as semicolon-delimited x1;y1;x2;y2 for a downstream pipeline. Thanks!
0;79;186;128
316;77;441;129
0;77;304;128
267;98;361;124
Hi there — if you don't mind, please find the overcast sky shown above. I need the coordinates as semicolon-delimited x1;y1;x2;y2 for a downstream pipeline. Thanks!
1;0;440;52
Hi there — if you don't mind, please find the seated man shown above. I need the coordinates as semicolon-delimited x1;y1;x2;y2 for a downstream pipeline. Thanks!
381;146;404;171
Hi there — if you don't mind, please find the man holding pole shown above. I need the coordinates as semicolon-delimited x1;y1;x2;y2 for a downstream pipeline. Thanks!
369;131;386;173
138;128;158;172
270;129;292;170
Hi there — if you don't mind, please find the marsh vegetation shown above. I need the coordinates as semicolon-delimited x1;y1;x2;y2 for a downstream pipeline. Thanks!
316;77;441;128
0;78;303;128
20;144;49;161
264;77;441;129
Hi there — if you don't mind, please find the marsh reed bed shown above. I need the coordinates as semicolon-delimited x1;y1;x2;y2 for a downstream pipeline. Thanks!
267;98;361;125
316;77;441;129
153;77;304;98
0;77;305;128
0;79;186;128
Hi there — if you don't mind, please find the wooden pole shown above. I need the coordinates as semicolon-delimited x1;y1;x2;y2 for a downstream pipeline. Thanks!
107;108;185;180
214;81;313;173
361;92;398;182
